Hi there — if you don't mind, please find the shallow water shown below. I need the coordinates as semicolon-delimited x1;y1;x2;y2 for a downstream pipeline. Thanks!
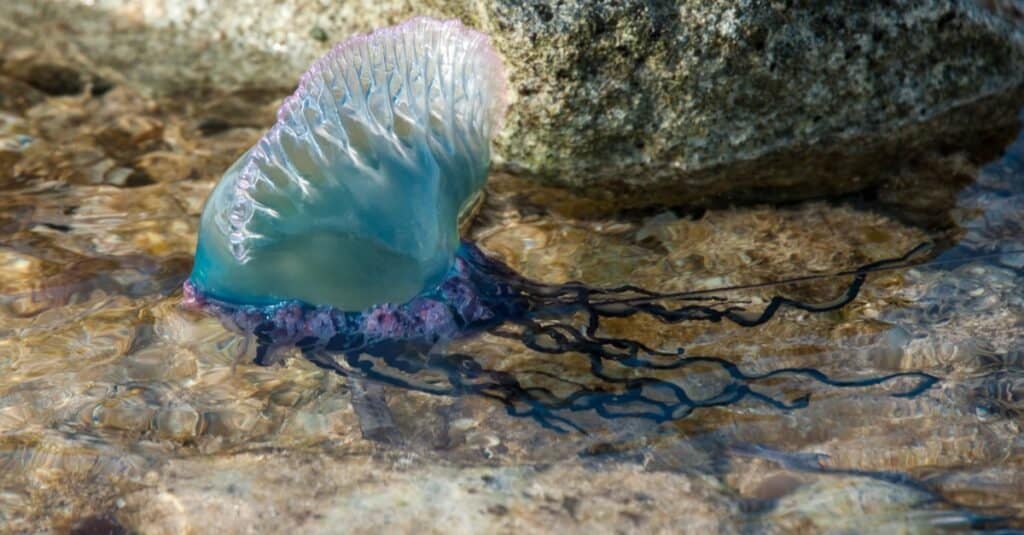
1;34;1024;535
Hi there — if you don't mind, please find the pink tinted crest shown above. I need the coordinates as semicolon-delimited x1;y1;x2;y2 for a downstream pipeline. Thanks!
281;16;508;136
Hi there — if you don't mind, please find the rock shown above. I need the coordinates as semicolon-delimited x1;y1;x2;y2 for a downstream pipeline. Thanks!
68;515;130;535
0;76;45;112
94;115;166;162
2;2;1023;209
766;477;956;533
485;1;1024;211
1;48;114;97
0;132;32;179
194;89;284;135
134;151;195;182
115;454;738;534
7;60;84;96
8;1;1024;208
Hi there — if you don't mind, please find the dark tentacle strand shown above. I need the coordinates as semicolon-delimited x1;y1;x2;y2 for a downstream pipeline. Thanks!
458;240;932;328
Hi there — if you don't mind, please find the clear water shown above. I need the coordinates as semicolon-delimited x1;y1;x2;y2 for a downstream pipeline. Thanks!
1;28;1024;535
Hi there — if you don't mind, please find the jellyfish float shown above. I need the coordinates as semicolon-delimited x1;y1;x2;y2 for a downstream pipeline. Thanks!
183;17;937;435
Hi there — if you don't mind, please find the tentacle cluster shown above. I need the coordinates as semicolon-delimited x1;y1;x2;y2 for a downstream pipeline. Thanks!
185;241;939;433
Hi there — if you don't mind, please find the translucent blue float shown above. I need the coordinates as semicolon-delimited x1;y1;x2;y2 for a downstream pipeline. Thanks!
190;17;505;311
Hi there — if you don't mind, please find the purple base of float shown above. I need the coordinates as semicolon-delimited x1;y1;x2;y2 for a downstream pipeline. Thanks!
182;242;525;360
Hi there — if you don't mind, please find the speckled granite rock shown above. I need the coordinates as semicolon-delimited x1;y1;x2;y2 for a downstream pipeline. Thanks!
486;0;1024;209
2;1;1023;208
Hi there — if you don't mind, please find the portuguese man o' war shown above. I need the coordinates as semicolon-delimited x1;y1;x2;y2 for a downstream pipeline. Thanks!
183;17;937;434
190;17;505;312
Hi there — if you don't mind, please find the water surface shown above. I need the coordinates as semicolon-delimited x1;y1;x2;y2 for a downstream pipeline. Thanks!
1;44;1023;535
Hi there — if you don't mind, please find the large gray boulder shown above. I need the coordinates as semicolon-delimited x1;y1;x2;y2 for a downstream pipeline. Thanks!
484;1;1024;209
3;1;1023;209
